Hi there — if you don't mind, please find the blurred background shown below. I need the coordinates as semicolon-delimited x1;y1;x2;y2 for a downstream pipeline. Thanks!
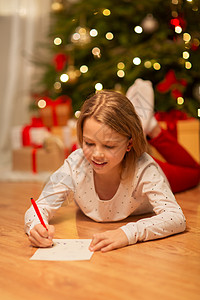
0;0;199;178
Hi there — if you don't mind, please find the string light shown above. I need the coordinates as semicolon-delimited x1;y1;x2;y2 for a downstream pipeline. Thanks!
182;51;190;59
198;109;200;117
92;47;101;58
105;32;114;40
90;29;98;37
80;65;88;73
54;82;61;90
177;97;184;105
144;61;152;68
175;26;182;33
95;83;103;90
38;99;46;108
60;73;69;82
133;57;141;65
134;26;143;34
117;62;125;69
117;70;125;78
153;62;161;70
183;33;191;42
171;0;178;4
103;9;111;16
185;61;192;69
75;111;81;118
54;37;62;45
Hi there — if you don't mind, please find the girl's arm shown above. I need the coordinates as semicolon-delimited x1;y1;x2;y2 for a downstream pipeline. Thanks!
89;162;186;252
120;164;186;245
24;159;75;236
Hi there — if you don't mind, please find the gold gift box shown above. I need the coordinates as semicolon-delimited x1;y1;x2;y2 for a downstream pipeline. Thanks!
40;103;72;127
12;146;65;173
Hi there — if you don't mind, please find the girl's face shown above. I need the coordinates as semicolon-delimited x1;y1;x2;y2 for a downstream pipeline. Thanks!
82;117;130;177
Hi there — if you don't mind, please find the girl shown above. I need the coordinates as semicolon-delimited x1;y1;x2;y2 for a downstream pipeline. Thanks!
25;89;186;252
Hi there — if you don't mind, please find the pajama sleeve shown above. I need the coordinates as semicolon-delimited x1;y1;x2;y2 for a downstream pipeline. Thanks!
24;158;75;235
120;163;186;245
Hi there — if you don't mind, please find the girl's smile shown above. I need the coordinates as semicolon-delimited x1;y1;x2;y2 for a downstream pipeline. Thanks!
82;117;129;177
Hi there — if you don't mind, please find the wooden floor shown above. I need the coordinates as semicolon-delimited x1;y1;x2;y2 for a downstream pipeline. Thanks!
0;181;200;300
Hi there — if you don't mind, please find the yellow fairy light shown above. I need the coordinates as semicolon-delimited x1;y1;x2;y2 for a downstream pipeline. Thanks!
71;32;80;42
103;9;111;16
134;26;143;34
117;62;125;69
92;47;101;58
54;37;62;45
54;82;61;90
60;73;69;82
90;29;98;37
175;26;182;34
133;57;141;65
144;61;152;68
38;99;46;109
105;32;114;40
78;27;86;34
117;70;125;78
75;110;81;118
153;62;161;70
183;33;191;42
80;65;88;73
183;51;190;59
186;0;192;2
177;97;184;105
185;61;192;69
172;11;178;17
172;0;178;4
198;109;200;117
95;83;103;91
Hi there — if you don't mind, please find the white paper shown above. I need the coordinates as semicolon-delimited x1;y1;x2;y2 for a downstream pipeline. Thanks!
30;239;93;261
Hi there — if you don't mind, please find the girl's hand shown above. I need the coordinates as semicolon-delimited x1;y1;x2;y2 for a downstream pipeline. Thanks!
28;224;55;248
89;228;129;253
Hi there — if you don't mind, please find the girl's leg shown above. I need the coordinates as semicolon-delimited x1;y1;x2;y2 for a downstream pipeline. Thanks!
126;79;200;192
149;128;200;193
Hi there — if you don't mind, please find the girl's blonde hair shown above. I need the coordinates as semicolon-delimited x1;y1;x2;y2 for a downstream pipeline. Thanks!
77;90;147;178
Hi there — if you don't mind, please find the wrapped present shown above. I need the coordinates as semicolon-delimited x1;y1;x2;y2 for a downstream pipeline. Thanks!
39;95;72;127
12;136;65;173
51;119;78;153
11;117;50;150
150;111;200;163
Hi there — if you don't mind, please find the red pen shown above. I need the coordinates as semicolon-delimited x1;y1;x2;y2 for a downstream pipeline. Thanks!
31;197;48;231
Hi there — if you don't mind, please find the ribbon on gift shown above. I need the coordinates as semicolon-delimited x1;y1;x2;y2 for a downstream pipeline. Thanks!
22;117;45;147
155;110;188;138
40;95;72;126
31;145;43;173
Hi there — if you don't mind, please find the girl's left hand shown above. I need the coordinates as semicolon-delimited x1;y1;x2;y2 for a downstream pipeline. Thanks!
89;228;129;252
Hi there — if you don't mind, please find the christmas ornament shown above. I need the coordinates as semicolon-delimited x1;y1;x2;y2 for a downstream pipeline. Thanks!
141;14;158;33
53;53;68;71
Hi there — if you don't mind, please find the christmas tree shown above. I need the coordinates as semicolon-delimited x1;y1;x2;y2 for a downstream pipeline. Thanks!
31;0;200;118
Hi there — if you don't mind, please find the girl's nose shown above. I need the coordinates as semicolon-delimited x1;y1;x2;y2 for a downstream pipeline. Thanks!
92;147;104;159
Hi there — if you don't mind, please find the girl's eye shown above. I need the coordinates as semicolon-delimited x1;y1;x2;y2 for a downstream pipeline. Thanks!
104;145;115;149
85;141;94;147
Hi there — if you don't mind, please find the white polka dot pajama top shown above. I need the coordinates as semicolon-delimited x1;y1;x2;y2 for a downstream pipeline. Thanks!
24;149;186;245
